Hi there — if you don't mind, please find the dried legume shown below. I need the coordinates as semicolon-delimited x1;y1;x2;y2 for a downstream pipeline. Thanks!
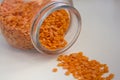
52;68;58;72
53;52;114;80
39;9;70;50
0;0;70;50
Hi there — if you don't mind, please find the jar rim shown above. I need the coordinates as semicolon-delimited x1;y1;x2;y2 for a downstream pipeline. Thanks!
30;2;82;55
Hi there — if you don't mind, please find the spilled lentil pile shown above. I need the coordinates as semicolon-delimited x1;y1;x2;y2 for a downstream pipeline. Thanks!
53;52;114;80
0;0;69;50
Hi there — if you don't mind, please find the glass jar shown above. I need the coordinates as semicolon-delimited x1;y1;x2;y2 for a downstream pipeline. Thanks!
0;0;81;54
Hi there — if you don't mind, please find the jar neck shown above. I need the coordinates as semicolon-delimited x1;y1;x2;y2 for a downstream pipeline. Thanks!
52;0;73;5
30;2;81;55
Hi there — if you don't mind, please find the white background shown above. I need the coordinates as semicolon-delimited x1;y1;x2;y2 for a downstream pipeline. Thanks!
0;0;120;80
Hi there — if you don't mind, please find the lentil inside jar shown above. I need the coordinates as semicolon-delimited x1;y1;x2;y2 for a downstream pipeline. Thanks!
0;0;70;50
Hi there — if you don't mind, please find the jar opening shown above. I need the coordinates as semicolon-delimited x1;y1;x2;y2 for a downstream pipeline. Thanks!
31;2;81;55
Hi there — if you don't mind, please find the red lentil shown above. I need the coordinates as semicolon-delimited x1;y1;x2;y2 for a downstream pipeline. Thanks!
52;68;58;72
65;71;70;76
0;0;41;49
39;9;70;50
53;52;114;80
0;0;69;50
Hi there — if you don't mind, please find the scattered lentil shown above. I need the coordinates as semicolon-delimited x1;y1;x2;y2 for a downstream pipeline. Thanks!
65;71;70;76
53;52;114;80
52;68;58;72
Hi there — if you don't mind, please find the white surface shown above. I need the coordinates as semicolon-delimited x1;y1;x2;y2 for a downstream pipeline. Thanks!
0;0;120;80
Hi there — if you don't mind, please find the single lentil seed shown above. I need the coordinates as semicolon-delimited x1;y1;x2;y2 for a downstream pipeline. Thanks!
52;68;58;73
